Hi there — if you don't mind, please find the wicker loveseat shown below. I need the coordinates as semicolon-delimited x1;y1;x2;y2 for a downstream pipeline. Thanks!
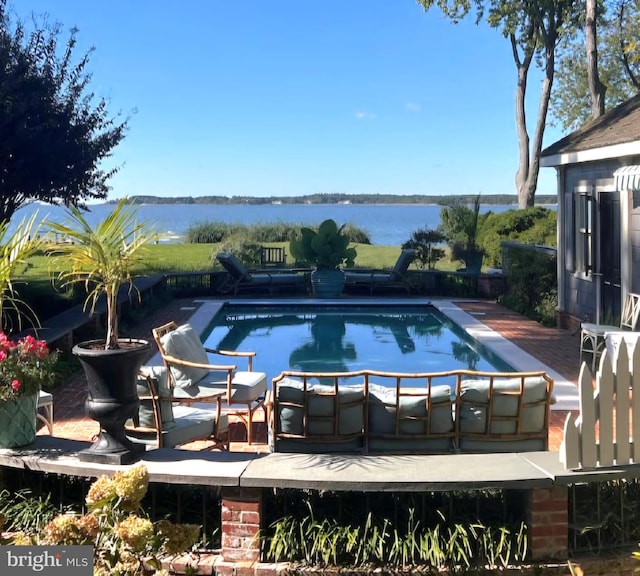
269;369;554;454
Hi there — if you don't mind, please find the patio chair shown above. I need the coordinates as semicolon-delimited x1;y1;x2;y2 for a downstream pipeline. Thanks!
344;248;417;294
580;292;640;373
37;390;54;435
126;366;229;450
152;321;268;444
216;252;306;294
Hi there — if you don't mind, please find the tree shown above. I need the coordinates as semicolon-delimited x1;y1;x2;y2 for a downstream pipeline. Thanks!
402;228;446;269
551;0;640;130
585;0;606;118
0;1;127;224
438;194;486;271
417;0;581;208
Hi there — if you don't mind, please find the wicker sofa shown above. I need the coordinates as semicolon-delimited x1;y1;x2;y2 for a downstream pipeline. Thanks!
269;369;554;454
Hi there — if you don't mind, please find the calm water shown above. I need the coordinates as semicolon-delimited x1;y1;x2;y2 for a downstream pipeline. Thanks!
202;303;513;385
12;202;540;246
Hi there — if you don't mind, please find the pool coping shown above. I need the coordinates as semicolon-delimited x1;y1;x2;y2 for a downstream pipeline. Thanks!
146;297;578;411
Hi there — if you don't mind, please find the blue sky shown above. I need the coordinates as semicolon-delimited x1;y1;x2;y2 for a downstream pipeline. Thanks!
18;0;563;200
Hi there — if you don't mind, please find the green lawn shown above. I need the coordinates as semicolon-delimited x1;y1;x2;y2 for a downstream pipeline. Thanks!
19;241;461;282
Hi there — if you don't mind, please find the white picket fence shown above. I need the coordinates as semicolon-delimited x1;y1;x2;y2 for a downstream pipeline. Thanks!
561;339;640;469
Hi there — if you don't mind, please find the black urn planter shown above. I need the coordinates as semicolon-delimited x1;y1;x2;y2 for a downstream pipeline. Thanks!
310;268;346;298
73;338;150;464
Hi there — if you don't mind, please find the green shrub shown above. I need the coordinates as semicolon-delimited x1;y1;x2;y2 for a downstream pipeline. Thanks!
3;465;201;575
213;234;262;268
245;222;302;242
185;221;244;243
187;221;372;245
402;228;446;269
500;246;557;326
478;207;557;268
0;488;60;534
340;223;371;244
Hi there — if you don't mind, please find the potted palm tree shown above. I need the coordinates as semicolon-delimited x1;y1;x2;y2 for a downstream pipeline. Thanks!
439;194;485;274
289;219;357;297
47;199;158;464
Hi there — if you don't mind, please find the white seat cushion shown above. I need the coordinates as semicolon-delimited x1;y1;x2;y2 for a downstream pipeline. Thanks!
581;322;618;336
197;370;267;403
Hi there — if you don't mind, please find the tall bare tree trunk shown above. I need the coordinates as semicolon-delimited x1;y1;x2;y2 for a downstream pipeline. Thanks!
512;34;535;209
586;0;606;118
525;44;555;208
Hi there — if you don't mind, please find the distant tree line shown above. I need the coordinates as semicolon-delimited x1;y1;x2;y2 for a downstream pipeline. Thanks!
123;193;557;206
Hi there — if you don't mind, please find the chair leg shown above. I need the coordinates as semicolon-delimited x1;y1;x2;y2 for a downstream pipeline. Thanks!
247;402;254;445
580;332;597;374
37;400;54;435
581;331;608;374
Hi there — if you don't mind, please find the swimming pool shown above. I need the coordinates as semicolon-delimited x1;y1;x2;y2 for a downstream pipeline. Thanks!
202;303;514;384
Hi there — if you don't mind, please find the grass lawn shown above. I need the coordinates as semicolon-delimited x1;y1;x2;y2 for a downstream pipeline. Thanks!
19;241;461;282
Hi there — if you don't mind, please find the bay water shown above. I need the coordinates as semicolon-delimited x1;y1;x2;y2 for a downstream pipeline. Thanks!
14;202;548;246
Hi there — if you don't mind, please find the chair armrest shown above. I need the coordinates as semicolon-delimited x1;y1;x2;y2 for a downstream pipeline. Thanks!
130;372;163;438
205;347;255;371
161;353;236;372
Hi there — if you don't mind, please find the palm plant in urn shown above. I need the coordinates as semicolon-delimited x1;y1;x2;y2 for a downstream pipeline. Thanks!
289;219;357;297
47;199;158;463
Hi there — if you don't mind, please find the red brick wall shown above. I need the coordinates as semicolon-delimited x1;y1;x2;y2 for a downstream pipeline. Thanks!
221;487;262;563
528;486;569;560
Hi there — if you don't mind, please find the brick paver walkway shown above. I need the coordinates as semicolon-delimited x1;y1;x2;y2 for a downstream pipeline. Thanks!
43;298;581;452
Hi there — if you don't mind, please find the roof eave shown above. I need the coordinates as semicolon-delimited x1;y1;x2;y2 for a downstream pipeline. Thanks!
540;140;640;167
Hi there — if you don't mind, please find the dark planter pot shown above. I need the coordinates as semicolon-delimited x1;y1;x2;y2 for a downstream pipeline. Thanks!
73;338;150;464
310;268;345;298
464;252;484;275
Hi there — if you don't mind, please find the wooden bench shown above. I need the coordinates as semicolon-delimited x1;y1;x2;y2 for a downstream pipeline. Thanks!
260;246;287;268
270;369;554;454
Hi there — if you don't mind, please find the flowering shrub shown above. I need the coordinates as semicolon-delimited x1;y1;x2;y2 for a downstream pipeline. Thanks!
0;333;57;402
7;464;201;576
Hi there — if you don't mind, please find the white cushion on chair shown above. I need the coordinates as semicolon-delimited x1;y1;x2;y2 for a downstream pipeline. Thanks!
198;370;267;403
581;322;618;336
160;323;210;387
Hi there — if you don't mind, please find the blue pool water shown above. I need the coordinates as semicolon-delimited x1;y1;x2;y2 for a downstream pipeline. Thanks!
202;304;513;385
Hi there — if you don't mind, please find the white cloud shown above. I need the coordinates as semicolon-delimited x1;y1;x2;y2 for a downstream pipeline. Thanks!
354;111;376;120
405;102;421;112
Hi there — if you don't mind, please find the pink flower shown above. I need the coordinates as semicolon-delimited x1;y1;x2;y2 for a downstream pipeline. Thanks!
11;379;21;391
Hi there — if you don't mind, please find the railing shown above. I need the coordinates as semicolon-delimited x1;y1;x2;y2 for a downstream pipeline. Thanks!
163;269;493;298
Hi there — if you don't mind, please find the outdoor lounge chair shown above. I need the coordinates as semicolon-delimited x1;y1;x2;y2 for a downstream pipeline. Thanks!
344;248;417;294
152;321;268;444
126;366;229;450
216;252;306;294
580;291;640;373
